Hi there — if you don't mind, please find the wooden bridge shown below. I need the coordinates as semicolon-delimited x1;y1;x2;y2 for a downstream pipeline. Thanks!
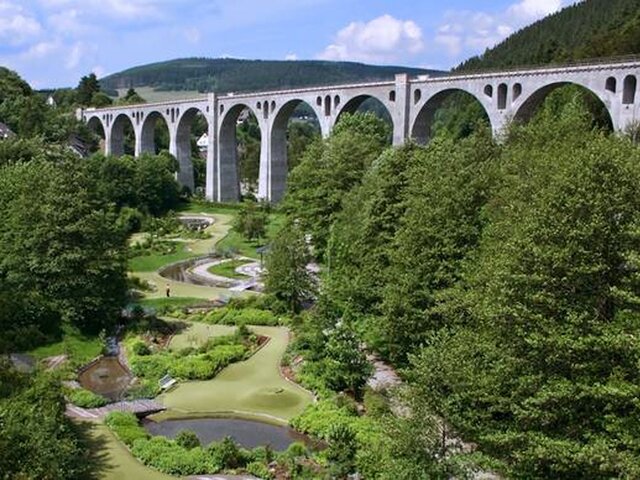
66;399;165;420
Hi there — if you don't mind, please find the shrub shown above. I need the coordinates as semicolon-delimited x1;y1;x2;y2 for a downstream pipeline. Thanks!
131;340;151;356
169;355;218;380
285;441;308;458
105;411;149;447
125;379;159;400
363;388;390;418
202;307;282;326
67;388;108;408
131;436;213;475
175;430;201;449
246;461;274;479
130;354;170;380
209;436;245;469
250;445;275;464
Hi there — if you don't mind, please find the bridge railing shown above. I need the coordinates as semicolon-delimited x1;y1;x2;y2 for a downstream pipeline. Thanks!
454;54;640;76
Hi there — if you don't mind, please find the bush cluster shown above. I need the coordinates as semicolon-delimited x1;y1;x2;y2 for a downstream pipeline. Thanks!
127;334;251;388
67;387;108;408
199;307;283;326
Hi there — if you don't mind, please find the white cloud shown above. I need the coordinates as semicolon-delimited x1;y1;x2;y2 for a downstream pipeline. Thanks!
0;1;42;45
285;53;298;61
184;27;201;44
434;0;568;58
508;0;563;20
318;14;424;63
21;40;61;59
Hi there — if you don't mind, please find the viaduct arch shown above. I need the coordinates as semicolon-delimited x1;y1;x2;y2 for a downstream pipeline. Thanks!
80;58;640;203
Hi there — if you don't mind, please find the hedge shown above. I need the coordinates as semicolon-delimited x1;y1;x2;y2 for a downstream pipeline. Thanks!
67;388;108;408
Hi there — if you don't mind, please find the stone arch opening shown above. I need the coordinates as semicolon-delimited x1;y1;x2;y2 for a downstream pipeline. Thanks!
606;77;617;94
269;99;322;202
86;116;106;154
175;107;209;193
514;82;613;131
109;113;135;157
219;104;261;201
484;85;493;98
513;83;522;101
324;95;332;116
139;111;170;156
411;89;490;145
497;83;508;110
335;94;393;141
623;75;637;105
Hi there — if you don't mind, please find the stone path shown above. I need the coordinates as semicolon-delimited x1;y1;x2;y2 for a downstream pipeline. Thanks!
367;354;401;391
189;257;263;292
66;399;165;420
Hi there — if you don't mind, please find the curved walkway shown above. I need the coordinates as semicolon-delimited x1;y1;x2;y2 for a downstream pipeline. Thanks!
134;213;242;300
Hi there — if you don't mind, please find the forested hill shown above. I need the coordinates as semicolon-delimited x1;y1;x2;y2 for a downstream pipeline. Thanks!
101;58;441;94
458;0;640;71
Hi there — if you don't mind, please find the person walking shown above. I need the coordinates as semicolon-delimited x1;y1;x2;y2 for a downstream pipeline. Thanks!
165;284;171;297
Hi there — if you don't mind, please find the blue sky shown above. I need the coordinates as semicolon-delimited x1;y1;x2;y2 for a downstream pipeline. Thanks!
0;0;577;88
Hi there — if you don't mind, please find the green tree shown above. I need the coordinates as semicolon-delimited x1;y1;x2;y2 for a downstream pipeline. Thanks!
118;88;146;105
283;113;390;260
76;73;100;106
0;364;92;479
326;423;357;479
378;129;497;364
0;157;128;333
233;200;269;242
417;101;640;478
265;223;315;313
321;320;373;397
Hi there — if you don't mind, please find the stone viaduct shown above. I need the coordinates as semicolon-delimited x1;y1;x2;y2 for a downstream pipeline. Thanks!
79;58;640;203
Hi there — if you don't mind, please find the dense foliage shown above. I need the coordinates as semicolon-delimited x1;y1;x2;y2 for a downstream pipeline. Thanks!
0;149;128;344
0;364;92;479
100;57;440;94
272;88;640;478
459;0;640;71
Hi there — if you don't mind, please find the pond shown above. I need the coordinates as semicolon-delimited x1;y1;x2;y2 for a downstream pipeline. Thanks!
78;357;132;401
142;417;317;451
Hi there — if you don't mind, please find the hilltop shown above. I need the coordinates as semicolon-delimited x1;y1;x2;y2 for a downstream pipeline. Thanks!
458;0;640;71
100;57;442;96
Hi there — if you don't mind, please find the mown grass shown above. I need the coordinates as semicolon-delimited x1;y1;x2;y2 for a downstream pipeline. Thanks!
128;243;194;272
137;297;210;312
217;213;285;259
29;329;103;364
207;259;253;279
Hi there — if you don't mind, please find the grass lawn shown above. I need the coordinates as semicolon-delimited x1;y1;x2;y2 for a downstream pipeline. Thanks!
217;213;285;259
84;422;176;480
137;297;210;312
207;259;253;279
169;321;236;351
29;330;102;364
128;243;194;272
157;326;313;422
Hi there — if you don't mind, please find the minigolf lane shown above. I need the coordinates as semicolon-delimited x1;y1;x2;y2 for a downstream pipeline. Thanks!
157;326;313;422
